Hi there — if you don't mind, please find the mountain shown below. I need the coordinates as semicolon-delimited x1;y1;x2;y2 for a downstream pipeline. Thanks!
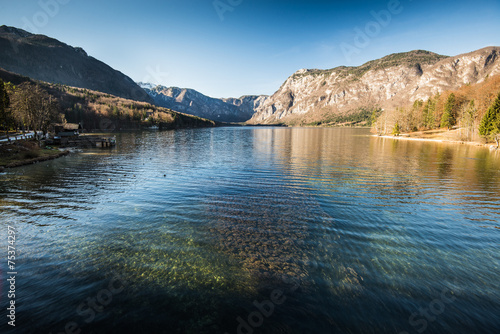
0;67;215;131
0;25;152;103
248;47;500;125
4;24;496;126
140;84;268;123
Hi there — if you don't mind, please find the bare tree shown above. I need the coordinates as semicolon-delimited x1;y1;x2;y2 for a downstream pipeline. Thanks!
458;100;476;141
11;83;61;143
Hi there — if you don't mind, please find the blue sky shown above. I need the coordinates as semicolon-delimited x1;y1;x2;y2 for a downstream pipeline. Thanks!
0;0;499;98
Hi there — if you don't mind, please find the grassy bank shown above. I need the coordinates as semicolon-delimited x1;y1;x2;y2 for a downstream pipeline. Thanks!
0;141;69;169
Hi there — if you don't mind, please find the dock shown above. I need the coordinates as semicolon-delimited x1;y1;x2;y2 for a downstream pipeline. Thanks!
54;135;116;148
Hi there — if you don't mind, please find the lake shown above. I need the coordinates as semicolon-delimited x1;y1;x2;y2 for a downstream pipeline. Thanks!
1;127;499;334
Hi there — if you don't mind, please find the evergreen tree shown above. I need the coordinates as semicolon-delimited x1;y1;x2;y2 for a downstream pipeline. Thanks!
422;98;434;129
422;96;437;129
413;100;423;109
0;79;12;140
479;92;500;147
422;99;430;129
392;122;400;136
440;93;456;130
369;109;378;127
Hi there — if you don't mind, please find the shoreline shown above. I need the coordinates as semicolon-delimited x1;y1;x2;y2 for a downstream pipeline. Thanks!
374;134;498;150
0;149;70;171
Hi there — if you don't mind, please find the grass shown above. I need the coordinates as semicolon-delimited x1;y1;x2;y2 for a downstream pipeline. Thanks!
0;141;67;168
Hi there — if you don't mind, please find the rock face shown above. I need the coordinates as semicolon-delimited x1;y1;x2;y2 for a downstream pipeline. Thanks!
249;47;500;124
140;84;268;123
3;23;496;125
0;25;152;103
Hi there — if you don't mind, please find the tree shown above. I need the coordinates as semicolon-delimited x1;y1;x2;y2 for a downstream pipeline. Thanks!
410;99;424;130
369;108;383;129
440;93;456;130
369;109;378;127
459;100;476;141
392;122;400;136
11;83;61;143
0;79;13;140
422;97;436;129
479;92;500;148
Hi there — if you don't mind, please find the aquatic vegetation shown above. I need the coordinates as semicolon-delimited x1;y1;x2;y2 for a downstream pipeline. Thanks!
68;228;258;297
2;128;499;333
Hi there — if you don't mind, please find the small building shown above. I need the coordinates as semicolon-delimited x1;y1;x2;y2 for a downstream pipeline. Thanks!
54;123;82;137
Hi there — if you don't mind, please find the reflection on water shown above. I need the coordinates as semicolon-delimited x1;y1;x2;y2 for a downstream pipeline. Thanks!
1;127;499;334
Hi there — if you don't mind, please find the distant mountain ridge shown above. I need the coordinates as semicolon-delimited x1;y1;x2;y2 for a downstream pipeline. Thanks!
0;25;152;103
0;67;215;132
2;25;498;126
249;47;500;125
139;83;268;123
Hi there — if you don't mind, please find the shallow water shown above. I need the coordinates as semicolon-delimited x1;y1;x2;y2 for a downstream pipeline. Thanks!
1;127;499;333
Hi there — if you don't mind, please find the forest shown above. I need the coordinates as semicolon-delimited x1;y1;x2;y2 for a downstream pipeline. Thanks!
0;77;215;142
374;74;500;146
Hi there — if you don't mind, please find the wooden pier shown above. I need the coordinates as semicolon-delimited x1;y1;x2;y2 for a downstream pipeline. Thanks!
56;135;116;148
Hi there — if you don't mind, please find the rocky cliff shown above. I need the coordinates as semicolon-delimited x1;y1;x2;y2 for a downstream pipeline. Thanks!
140;84;268;123
249;47;500;125
0;25;152;103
